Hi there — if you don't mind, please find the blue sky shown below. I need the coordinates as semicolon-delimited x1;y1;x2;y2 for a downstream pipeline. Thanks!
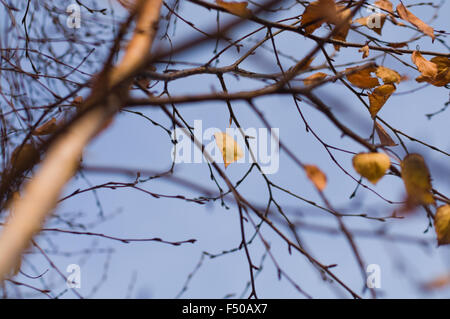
3;0;449;298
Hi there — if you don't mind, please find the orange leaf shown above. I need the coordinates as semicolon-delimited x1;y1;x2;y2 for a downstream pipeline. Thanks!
375;66;401;84
397;3;435;41
216;0;252;18
303;72;327;86
358;44;370;59
374;122;397;146
346;65;380;89
434;205;450;246
305;165;327;191
369;84;396;118
411;51;438;78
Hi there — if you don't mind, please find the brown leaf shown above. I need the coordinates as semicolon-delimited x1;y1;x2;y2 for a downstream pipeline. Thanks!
423;273;450;290
396;3;435;41
216;0;252;18
305;165;327;191
411;51;438;79
358;44;370;59
400;153;435;205
300;0;336;34
415;56;450;87
32;118;59;136
434;205;450;246
346;65;380;89
352;152;390;185
387;42;408;48
303;72;328;86
375;122;397;146
376;66;401;84
11;143;39;173
369;84;396;118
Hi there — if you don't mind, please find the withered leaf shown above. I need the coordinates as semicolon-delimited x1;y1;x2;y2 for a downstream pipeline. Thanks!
412;51;438;79
369;84;396;118
401;153;435;205
376;66;401;84
216;0;252;18
358;44;370;59
346;65;380;89
375;122;397;146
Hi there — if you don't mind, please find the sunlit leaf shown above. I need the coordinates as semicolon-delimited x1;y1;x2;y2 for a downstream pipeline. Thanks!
352;152;390;185
376;66;401;84
358;44;370;59
412;51;438;79
346;65;380;89
214;132;244;168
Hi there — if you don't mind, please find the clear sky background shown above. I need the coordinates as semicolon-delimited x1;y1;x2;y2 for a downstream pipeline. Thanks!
4;0;449;298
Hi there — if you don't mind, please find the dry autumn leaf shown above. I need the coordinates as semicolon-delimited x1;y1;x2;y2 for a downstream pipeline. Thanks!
416;56;450;87
355;14;386;35
369;83;396;118
303;72;328;86
434;205;450;246
216;0;252;18
423;273;450;291
352;152;390;185
32;118;59;136
396;3;435;41
301;0;351;46
412;51;438;79
214;132;244;168
401;153;435;205
375;122;397;146
359;44;370;59
11;143;39;173
376;66;401;84
305;165;327;191
346;65;380;89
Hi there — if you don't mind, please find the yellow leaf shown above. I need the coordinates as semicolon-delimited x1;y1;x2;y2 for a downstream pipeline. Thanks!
214;132;244;168
369;84;396;118
397;3;435;41
434;205;450;246
216;0;252;18
412;51;438;79
352;152;390;185
346;65;380;89
305;165;327;191
358;44;370;59
303;72;327;86
400;154;435;205
32;118;59;136
374;122;397;146
375;66;401;84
